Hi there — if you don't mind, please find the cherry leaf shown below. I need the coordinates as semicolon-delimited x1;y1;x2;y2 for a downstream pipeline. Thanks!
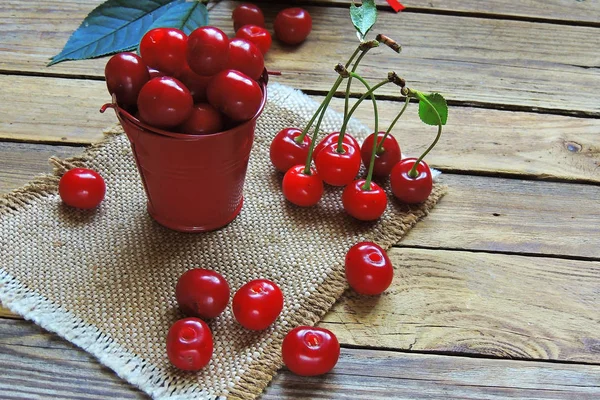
418;93;448;126
350;0;378;41
146;1;208;35
48;0;184;66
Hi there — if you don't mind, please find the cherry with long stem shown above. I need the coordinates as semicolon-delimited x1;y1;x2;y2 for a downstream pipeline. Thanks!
374;96;410;155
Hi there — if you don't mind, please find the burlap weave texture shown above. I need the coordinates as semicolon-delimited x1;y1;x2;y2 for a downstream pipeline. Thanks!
0;83;445;399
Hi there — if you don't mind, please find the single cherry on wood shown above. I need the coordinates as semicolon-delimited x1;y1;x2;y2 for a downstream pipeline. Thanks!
282;165;324;207
166;318;213;371
139;28;188;76
232;279;284;330
274;8;312;45
270;127;312;173
390;158;433;204
345;242;394;295
236;25;272;55
342;179;387;221
175;269;230;319
104;52;150;109
59;168;106;210
360;132;401;177
232;3;265;32
282;326;340;376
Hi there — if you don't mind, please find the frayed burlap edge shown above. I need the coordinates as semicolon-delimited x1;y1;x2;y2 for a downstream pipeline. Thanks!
0;89;447;399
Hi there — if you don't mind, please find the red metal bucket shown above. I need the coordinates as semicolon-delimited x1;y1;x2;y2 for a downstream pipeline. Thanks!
101;74;267;232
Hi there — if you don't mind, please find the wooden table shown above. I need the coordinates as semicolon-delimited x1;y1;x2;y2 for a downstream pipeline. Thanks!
1;1;599;398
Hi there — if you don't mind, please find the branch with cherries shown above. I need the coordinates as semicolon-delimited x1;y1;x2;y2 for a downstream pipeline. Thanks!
270;1;448;221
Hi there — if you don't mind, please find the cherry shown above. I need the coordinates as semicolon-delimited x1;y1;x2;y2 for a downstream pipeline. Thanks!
104;52;150;109
179;103;224;135
313;132;360;161
137;76;193;129
147;68;165;79
206;69;263;122
274;8;312;45
59;168;106;210
342;179;387;221
282;326;340;376
226;38;265;81
232;279;284;330
390;158;433;204
139;28;188;76
232;3;265;32
187;26;229;76
314;142;361;186
282;165;324;207
175;269;230;319
235;25;272;55
345;242;393;295
166;318;213;371
360;132;401;177
176;64;211;103
269;128;312;173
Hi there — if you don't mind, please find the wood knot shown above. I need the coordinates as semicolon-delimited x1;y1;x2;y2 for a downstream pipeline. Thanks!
564;141;582;153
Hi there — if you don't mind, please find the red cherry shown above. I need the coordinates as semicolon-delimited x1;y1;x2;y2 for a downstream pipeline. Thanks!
139;28;188;76
232;279;284;330
187;26;229;76
179;103;225;135
104;52;150;109
236;25;272;55
274;8;312;45
207;69;262;122
226;38;265;81
314;142;361;186
176;65;211;103
282;326;340;376
232;3;265;32
147;68;165;79
360;132;401;177
313;132;360;161
175;269;230;319
137;77;193;129
269;127;312;173
166;318;213;371
390;158;433;204
59;168;106;209
342;180;387;221
345;242;393;295
282;165;324;207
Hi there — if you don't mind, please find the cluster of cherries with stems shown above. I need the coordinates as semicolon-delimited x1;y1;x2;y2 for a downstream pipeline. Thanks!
167;236;394;376
271;35;445;221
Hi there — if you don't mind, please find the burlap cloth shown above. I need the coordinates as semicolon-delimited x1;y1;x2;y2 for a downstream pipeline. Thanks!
0;82;445;399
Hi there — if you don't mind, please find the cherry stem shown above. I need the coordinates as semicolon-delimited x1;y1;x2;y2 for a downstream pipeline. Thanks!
345;72;379;190
408;90;443;178
303;75;345;174
374;96;410;155
343;44;377;124
296;46;362;144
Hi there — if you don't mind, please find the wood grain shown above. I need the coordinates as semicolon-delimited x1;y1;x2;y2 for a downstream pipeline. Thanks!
2;247;599;363
0;143;598;259
3;75;600;183
2;318;600;399
2;1;599;113
321;248;600;363
313;0;600;25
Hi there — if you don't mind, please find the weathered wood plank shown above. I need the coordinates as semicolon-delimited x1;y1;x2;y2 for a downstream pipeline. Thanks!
1;1;599;113
321;248;600;363
0;143;598;259
312;0;600;25
3;76;600;182
2;247;599;363
2;319;600;399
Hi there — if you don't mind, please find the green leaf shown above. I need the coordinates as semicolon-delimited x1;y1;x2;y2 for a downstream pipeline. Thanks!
350;0;377;41
146;1;208;35
48;0;185;66
417;93;448;126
